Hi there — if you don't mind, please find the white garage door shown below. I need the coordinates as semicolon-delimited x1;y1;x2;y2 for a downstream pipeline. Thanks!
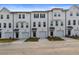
39;31;47;39
22;32;29;39
57;30;64;37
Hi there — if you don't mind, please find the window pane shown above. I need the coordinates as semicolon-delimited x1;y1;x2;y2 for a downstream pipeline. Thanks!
34;14;39;18
7;15;9;19
4;23;6;28
56;21;58;26
73;20;76;25
43;22;46;27
9;23;11;28
23;14;25;19
33;22;36;27
40;14;45;18
1;15;3;19
38;22;41;27
68;20;71;25
19;14;21;19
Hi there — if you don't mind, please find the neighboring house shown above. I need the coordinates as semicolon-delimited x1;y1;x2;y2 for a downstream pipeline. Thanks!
0;5;79;39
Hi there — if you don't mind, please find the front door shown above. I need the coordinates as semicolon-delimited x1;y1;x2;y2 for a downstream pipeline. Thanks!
16;32;19;38
68;30;71;36
50;31;53;37
0;32;1;38
33;31;36;37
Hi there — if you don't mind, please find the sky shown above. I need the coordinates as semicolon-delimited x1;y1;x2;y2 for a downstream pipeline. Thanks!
0;4;79;11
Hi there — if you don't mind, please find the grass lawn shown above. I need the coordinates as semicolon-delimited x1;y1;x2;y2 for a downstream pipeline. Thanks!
25;37;39;42
0;38;18;43
47;36;64;41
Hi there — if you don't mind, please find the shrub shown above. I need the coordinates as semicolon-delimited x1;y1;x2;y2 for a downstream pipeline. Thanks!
47;36;64;41
25;37;39;42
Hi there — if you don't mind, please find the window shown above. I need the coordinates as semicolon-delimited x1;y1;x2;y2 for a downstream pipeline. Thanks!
38;22;41;27
40;14;45;18
61;22;63;26
78;20;79;25
68;20;71;25
51;21;53;26
23;14;25;19
34;14;39;18
73;20;76;25
70;13;73;16
54;13;57;17
7;15;9;19
16;23;18;28
56;21;58;26
26;25;28;28
4;23;6;28
9;23;11;28
43;22;46;27
0;23;1;28
33;22;36;27
1;15;3;19
21;23;23;28
58;14;60;17
19;14;21;19
76;13;79;16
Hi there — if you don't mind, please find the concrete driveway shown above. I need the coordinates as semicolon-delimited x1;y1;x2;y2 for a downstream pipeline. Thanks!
0;37;79;55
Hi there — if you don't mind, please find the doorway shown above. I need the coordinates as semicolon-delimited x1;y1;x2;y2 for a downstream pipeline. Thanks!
16;32;19;38
50;31;53;36
33;31;36;37
0;32;1;38
68;30;71;36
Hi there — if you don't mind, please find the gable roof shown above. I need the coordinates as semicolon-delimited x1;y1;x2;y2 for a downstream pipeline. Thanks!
0;7;10;12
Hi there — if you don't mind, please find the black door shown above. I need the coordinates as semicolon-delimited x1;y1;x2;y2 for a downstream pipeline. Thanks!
0;32;1;38
16;32;19;38
68;30;71;36
50;31;53;36
33;31;36;37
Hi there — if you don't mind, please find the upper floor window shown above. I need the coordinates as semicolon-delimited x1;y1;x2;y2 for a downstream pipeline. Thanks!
78;20;79;25
43;22;46;27
9;23;11;28
34;14;39;18
54;13;57;17
1;15;3;19
21;23;23;28
40;14;45;18
76;13;79;16
50;21;53;26
68;20;71;25
56;21;58;26
61;22;63;26
0;23;1;28
22;14;25;19
70;13;73;16
4;23;6;28
19;14;21;19
16;23;18;28
58;14;60;17
73;20;76;25
33;22;36;27
38;22;41;27
7;15;9;19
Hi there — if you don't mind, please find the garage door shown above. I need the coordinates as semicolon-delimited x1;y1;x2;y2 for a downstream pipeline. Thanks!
57;30;64;37
39;31;47;39
22;32;29;39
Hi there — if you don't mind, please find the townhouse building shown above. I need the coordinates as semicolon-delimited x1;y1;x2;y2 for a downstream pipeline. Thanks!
0;5;79;39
